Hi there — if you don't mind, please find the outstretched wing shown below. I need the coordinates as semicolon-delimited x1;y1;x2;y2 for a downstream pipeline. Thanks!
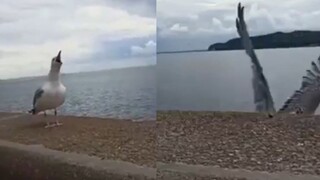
279;56;320;114
236;3;275;113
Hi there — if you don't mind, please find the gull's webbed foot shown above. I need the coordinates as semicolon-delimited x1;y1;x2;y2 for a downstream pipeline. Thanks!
55;122;63;126
44;123;56;128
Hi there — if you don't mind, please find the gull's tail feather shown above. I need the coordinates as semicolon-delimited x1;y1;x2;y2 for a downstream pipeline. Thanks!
28;108;36;115
279;57;320;114
236;2;275;114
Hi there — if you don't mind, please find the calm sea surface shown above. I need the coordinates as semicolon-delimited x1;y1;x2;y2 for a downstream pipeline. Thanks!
0;66;156;120
158;47;320;114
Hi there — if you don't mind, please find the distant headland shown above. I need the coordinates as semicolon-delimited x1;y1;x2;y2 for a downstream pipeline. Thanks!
208;30;320;51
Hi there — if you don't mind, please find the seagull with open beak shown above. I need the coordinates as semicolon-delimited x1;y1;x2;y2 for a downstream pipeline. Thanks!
29;50;66;128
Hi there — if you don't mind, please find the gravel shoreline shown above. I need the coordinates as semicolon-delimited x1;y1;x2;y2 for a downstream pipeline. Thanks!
157;171;247;180
3;111;320;177
157;111;320;175
0;113;155;167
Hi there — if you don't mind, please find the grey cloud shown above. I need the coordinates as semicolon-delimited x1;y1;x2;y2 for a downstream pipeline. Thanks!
0;0;156;78
97;0;156;17
2;0;156;17
158;28;234;51
74;35;156;65
158;0;320;51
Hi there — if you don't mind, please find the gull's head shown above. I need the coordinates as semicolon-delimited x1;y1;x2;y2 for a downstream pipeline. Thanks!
51;50;62;69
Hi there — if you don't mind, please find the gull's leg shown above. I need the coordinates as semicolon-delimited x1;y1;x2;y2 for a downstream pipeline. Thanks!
54;109;63;126
44;111;54;128
267;113;274;118
295;107;303;115
45;122;52;128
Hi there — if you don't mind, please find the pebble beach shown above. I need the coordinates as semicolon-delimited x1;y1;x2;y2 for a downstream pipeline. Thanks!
157;111;320;175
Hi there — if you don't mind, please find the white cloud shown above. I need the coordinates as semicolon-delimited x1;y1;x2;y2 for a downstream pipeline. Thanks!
170;23;189;32
0;0;155;79
131;40;156;56
210;17;234;33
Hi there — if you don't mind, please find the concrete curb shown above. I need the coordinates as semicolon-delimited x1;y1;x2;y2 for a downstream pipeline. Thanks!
0;140;156;180
157;162;320;180
0;114;27;121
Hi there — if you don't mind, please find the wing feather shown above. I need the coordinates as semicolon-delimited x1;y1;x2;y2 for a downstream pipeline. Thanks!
279;59;320;114
236;3;275;113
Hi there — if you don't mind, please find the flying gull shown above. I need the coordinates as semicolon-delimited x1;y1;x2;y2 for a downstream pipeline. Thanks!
29;51;66;128
236;3;320;116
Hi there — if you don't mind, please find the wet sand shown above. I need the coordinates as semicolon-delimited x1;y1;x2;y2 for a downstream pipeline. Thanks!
0;112;155;167
157;111;320;175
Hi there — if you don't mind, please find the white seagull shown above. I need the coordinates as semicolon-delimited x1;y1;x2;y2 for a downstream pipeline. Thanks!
29;50;66;128
236;3;320;116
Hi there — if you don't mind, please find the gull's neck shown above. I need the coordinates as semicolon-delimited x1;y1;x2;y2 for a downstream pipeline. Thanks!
48;66;61;82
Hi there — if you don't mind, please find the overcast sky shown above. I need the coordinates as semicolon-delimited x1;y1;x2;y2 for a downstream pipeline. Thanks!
158;0;320;52
0;0;156;79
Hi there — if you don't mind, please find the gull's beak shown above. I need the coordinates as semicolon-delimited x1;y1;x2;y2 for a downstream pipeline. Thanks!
56;50;62;63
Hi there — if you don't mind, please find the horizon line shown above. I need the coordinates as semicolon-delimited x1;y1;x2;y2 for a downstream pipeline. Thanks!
0;64;155;81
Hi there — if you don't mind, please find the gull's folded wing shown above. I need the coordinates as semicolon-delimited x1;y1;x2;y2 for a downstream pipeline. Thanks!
33;88;44;107
279;57;320;114
236;3;275;113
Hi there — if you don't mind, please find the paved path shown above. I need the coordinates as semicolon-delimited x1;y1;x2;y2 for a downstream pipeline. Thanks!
0;113;27;121
0;139;156;180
